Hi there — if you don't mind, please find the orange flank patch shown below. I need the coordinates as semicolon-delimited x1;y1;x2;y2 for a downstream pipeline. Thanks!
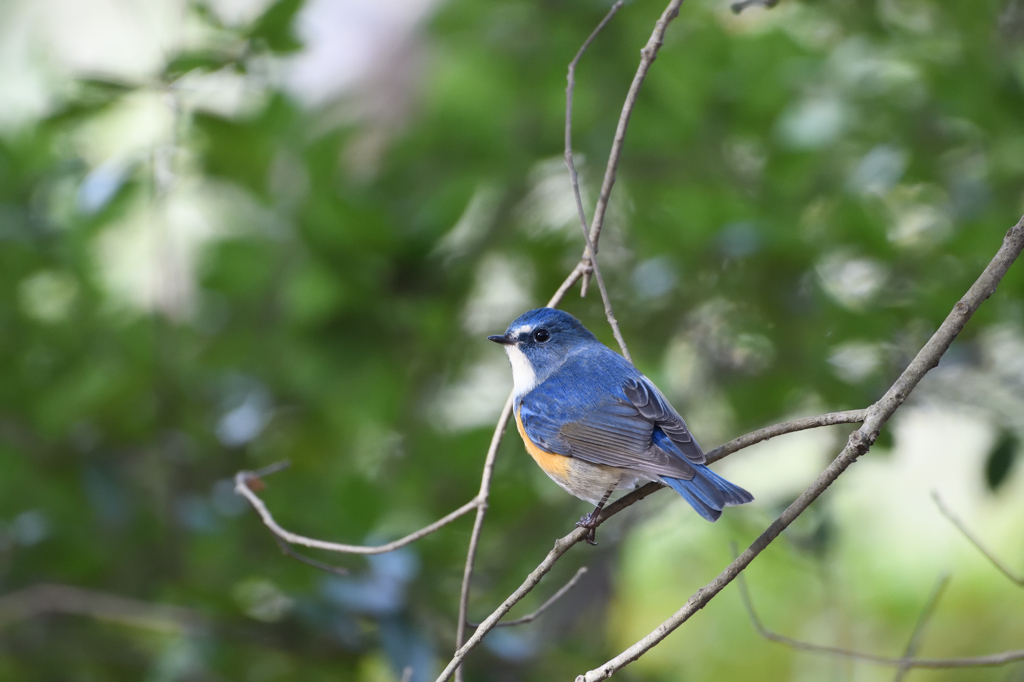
515;407;572;482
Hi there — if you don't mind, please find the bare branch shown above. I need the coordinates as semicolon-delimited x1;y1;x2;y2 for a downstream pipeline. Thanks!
453;394;515;682
564;1;632;362
933;491;1023;587
730;0;779;15
736;571;1024;668
572;190;633;360
438;528;592;681
581;0;686;295
706;409;868;464
235;470;481;555
0;583;203;633
576;217;1024;681
437;475;671;681
249;459;293;479
604;408;870;507
894;575;950;682
469;567;588;629
547;261;590;308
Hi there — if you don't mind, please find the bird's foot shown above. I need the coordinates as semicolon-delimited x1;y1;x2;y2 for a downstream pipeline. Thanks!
576;512;599;546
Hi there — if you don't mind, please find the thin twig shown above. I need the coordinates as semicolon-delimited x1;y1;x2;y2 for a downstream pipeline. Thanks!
736;570;1023;668
706;409;868;463
469;567;588;629
894;575;950;682
438;528;592;681
575;217;1024;681
575;202;632;360
272;535;349;576
437;478;666;681
249;460;292;478
564;0;632;362
548;262;591;307
235;471;481;555
730;0;780;15
607;408;870;504
581;0;686;295
453;394;515;682
933;491;1024;587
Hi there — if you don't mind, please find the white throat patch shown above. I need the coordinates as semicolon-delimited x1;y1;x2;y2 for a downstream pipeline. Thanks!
505;344;537;396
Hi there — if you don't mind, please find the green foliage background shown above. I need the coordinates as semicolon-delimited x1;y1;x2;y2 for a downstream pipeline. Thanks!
1;0;1023;680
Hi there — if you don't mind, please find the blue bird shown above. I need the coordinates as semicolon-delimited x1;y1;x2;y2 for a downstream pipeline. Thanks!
489;308;752;544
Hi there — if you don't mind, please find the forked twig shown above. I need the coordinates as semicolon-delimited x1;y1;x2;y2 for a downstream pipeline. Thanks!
235;468;481;555
564;0;632;363
736;570;1024;669
705;409;868;464
580;0;687;295
894;575;950;682
469;567;588;629
438;527;594;680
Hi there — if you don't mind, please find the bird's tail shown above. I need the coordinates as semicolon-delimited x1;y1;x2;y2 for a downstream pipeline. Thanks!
661;465;753;522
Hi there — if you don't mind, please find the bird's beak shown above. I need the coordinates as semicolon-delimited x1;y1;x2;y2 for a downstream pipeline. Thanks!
487;334;514;345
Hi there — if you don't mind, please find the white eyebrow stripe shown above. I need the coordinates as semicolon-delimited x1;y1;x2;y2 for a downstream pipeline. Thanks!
510;324;532;337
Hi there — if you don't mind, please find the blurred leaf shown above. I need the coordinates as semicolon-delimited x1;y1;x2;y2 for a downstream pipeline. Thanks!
873;427;895;451
248;0;304;53
985;430;1018;492
3;0;1024;679
164;51;235;80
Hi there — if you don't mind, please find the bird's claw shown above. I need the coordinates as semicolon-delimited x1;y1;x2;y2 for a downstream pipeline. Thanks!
576;513;599;546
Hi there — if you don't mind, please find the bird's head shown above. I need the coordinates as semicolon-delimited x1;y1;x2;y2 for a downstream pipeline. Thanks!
488;308;599;395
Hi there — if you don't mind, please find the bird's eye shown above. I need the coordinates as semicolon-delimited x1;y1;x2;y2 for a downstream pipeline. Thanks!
533;328;551;343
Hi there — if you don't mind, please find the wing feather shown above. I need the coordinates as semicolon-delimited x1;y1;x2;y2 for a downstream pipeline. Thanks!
622;378;704;463
517;373;703;480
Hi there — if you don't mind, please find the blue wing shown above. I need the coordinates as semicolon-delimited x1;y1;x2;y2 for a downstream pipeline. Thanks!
621;377;704;464
517;354;699;479
518;347;753;520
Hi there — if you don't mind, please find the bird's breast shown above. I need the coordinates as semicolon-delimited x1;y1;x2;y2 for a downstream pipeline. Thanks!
514;406;571;479
514;406;627;505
